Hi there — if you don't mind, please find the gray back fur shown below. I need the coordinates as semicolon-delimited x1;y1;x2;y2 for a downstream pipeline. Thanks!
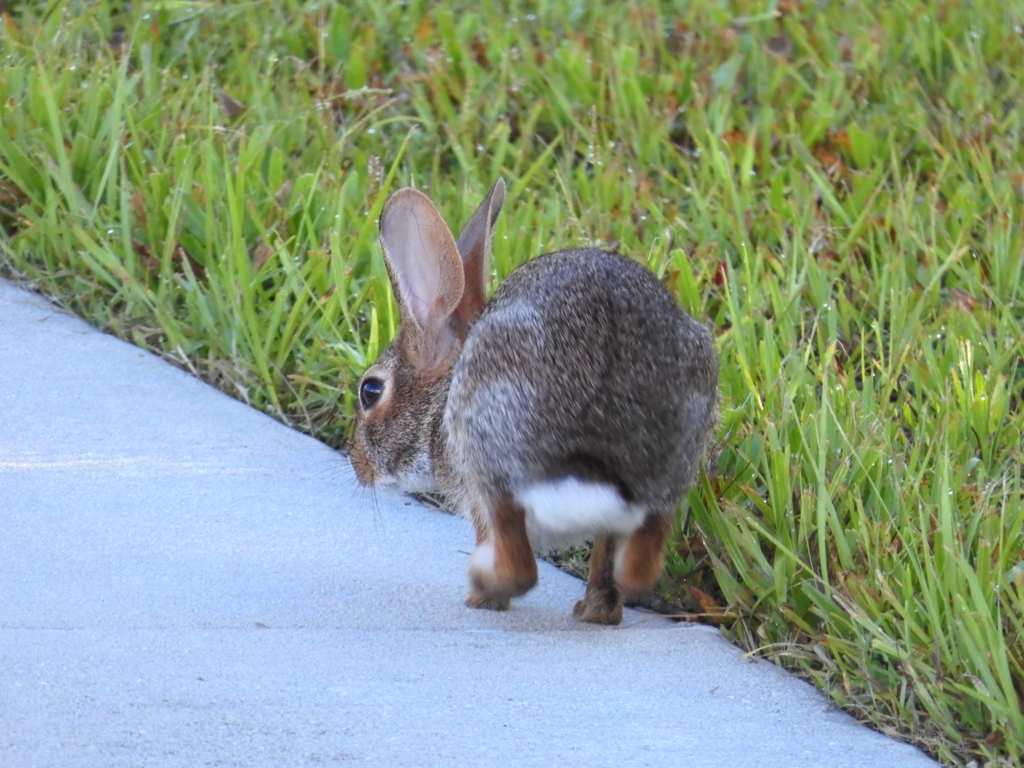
444;248;718;510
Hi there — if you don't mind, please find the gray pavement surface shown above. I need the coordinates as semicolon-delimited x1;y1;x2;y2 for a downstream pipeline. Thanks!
0;277;940;767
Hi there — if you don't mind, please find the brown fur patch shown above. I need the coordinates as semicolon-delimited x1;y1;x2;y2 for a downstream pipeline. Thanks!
472;518;489;546
468;493;537;601
615;512;673;598
491;493;538;596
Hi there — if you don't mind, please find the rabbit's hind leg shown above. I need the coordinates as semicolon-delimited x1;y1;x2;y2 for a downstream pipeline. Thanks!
466;492;538;609
465;526;511;610
573;534;625;625
613;510;674;600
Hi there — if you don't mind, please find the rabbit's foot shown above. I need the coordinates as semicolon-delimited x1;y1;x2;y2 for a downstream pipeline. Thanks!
574;533;624;624
573;587;624;625
464;589;511;611
468;541;538;601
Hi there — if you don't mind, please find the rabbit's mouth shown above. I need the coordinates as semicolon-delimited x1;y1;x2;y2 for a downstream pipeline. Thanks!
349;447;436;495
347;444;375;487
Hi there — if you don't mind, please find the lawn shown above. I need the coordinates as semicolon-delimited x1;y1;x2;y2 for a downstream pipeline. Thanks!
1;1;1022;764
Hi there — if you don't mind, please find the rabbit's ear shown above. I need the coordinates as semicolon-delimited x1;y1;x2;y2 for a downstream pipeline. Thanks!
454;178;506;328
379;188;465;366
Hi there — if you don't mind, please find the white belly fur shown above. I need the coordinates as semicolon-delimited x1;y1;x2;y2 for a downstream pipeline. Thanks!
514;477;648;553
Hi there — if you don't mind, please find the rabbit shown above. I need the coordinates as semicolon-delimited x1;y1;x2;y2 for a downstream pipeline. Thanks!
349;178;718;624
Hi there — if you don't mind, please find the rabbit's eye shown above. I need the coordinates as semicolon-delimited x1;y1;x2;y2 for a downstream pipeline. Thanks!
359;377;384;410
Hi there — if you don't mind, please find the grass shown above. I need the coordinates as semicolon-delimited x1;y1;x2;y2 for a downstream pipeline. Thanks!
1;1;1022;764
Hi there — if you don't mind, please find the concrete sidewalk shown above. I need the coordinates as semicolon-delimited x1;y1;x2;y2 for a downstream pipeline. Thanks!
0;278;939;767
